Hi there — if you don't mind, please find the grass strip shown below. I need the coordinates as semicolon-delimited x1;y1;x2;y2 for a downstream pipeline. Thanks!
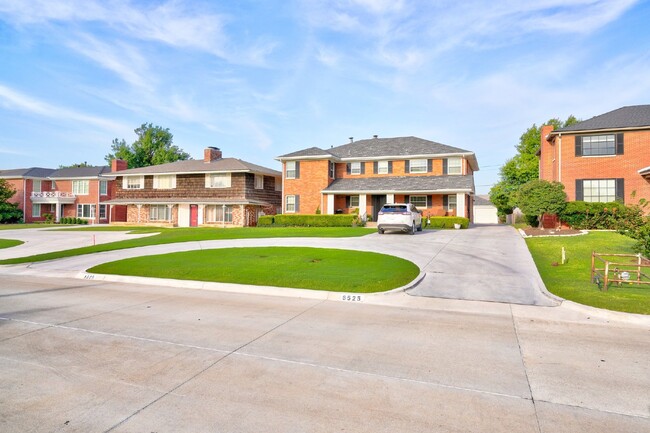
526;231;649;314
0;227;375;265
0;239;23;249
88;247;419;293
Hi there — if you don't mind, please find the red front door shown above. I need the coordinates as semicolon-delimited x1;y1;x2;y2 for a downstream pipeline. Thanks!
190;205;198;227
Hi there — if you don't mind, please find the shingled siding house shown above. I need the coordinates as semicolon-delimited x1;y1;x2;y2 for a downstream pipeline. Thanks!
540;105;650;210
0;166;116;223
106;147;282;227
277;136;478;221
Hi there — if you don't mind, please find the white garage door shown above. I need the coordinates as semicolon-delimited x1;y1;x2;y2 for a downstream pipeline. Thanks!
474;206;499;224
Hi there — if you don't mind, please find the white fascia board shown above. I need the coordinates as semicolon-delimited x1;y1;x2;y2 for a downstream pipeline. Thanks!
321;188;474;195
549;126;650;136
638;166;650;175
48;176;103;180
275;155;338;162
338;152;475;161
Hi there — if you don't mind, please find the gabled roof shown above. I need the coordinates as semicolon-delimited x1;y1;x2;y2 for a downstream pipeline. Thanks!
108;158;281;177
553;105;650;133
322;175;475;194
49;166;112;179
474;195;494;206
278;136;479;171
0;167;55;179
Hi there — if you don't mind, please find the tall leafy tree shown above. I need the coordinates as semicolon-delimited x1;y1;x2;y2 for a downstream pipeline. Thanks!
105;123;191;168
515;180;567;228
58;162;93;168
0;179;23;223
490;115;578;216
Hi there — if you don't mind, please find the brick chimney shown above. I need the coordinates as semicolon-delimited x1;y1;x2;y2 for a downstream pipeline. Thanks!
111;159;128;172
204;147;222;162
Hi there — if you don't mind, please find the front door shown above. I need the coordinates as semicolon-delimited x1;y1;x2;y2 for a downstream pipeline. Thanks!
190;204;198;227
371;195;387;221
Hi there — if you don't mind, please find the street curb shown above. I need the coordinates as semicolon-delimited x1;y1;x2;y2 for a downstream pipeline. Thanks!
559;300;650;326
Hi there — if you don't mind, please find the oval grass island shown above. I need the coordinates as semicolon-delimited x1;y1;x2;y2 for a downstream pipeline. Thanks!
87;246;420;293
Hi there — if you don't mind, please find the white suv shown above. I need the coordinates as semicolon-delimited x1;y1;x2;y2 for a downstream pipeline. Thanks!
377;203;423;235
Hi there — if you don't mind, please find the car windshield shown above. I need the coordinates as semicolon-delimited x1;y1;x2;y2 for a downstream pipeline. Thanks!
380;205;408;212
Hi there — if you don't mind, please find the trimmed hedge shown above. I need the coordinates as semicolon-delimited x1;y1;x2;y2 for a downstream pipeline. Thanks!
425;216;469;229
559;201;626;229
258;214;357;227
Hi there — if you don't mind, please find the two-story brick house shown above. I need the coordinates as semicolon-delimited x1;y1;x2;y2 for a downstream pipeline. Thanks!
540;105;650;208
0;166;116;223
276;136;478;221
105;147;282;227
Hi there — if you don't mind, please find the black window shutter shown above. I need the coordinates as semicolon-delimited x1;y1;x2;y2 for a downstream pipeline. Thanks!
615;178;625;203
404;160;410;172
388;161;393;174
443;195;448;207
295;195;300;212
360;162;365;174
443;159;448;175
427;196;432;207
346;163;351;175
575;180;583;201
295;161;300;179
405;195;410;203
616;133;624;155
346;196;350;208
373;162;378;174
427;159;433;173
575;137;582;157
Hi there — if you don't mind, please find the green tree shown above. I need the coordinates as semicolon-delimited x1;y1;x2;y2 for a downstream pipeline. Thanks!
0;178;23;223
489;115;578;216
58;162;92;169
104;123;191;168
515;180;567;228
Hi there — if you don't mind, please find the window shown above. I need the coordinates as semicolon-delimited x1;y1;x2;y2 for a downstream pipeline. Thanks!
255;174;264;189
76;204;96;219
582;135;615;156
32;204;41;217
275;177;282;191
99;180;108;195
149;205;171;221
329;161;335;178
583;179;616;202
446;195;457;211
206;173;231;188
447;157;462;175
350;162;362;175
124;176;144;190
204;205;233;223
51;180;56;190
409;159;427;173
410;196;427;208
286;195;296;213
377;161;389;174
349;195;359;207
286;161;296;179
153;175;176;189
72;180;89;195
99;204;107;219
33;180;42;193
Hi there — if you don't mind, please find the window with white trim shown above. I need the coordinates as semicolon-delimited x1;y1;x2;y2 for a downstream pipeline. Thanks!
350;162;362;175
77;204;96;219
153;174;176;189
124;176;144;189
286;195;296;213
255;174;264;189
204;205;233;223
583;179;616;202
99;204;107;219
32;204;41;217
329;161;335;178
51;180;56;190
409;159;427;173
72;180;89;195
286;161;296;179
149;205;171;221
349;195;359;207
33;180;42;193
206;173;231;188
377;161;389;174
448;157;462;175
582;135;615;156
99;180;108;195
446;195;457;211
275;178;282;191
410;196;427;208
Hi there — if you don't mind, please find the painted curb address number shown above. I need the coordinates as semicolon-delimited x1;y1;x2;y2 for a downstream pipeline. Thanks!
340;294;364;302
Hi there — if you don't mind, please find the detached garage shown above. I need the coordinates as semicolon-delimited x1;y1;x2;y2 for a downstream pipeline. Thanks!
473;195;499;224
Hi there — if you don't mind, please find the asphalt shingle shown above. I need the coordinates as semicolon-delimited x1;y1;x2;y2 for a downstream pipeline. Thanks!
554;105;650;132
323;175;474;193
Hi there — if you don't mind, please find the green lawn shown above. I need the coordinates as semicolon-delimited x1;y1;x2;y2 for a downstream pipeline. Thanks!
0;239;23;249
88;247;419;293
526;231;649;314
0;226;375;265
0;224;57;230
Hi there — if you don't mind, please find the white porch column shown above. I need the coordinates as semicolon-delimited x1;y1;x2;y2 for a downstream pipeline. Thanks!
359;194;367;219
386;193;395;204
55;202;61;223
456;193;466;218
326;194;335;215
198;205;204;225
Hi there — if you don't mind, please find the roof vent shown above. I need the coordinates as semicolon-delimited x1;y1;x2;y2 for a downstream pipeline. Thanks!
373;135;378;139
349;137;354;143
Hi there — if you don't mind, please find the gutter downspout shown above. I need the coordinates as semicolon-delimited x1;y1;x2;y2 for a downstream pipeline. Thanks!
558;133;562;183
23;179;26;221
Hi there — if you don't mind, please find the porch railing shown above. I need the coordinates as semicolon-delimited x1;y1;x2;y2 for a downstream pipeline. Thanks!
31;191;76;199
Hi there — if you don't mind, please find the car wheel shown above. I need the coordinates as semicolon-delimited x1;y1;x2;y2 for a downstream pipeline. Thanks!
410;223;415;235
417;221;423;232
378;228;384;234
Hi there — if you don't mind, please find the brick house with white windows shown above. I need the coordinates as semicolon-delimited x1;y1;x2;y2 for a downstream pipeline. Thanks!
276;136;478;221
105;147;282;227
0;166;116;223
540;105;650;210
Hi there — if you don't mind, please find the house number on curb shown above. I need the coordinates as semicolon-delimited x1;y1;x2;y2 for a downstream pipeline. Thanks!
83;274;95;280
340;294;364;302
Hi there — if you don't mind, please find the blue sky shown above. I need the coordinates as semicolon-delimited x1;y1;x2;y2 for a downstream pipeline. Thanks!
1;0;649;193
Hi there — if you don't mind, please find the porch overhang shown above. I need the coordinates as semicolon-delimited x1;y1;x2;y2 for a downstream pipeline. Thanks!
30;192;76;204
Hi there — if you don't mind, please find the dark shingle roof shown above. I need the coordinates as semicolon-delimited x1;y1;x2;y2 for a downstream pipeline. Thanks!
109;158;281;177
554;105;650;132
474;195;494;206
328;136;471;158
278;147;333;158
322;175;474;193
49;166;112;179
0;167;55;178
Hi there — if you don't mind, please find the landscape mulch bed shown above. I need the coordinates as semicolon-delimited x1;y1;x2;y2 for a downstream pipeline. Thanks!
523;228;584;237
